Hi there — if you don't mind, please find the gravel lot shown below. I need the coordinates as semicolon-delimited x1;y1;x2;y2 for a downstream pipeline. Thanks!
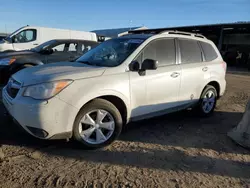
0;73;250;188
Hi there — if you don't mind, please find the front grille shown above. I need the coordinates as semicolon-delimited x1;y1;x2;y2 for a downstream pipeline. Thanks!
6;78;21;98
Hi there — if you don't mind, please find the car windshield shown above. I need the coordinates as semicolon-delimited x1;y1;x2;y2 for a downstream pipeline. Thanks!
30;40;56;52
76;38;145;67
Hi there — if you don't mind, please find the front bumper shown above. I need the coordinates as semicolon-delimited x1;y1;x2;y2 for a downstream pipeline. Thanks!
0;65;11;85
2;86;78;139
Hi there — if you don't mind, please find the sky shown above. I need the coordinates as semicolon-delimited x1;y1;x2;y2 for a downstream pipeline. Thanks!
0;0;249;33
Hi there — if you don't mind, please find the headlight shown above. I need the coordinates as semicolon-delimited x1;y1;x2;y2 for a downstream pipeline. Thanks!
0;58;16;65
23;80;73;100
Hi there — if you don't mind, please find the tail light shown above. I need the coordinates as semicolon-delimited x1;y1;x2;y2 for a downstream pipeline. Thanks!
222;61;227;72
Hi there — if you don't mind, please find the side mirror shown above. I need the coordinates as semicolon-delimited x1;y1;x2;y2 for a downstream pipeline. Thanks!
129;61;140;71
141;59;158;70
11;36;15;43
41;49;53;55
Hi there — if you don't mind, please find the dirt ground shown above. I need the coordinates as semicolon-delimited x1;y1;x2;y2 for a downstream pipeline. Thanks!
0;73;250;188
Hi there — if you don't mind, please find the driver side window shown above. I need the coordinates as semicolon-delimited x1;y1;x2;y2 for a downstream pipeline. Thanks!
13;29;37;43
52;43;66;52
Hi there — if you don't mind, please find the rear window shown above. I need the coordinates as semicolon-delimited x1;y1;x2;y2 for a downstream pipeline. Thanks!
200;42;218;61
179;39;202;64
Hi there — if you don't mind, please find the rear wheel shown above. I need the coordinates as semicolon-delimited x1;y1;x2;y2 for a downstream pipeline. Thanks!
197;85;217;116
73;99;123;149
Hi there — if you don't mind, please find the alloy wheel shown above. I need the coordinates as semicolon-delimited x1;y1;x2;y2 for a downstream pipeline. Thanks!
79;109;115;144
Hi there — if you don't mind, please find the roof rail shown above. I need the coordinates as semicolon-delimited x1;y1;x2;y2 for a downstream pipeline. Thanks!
160;30;206;38
128;29;206;39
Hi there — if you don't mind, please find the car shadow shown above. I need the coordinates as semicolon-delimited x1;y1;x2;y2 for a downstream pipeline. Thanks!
0;100;248;154
0;103;250;178
120;110;249;154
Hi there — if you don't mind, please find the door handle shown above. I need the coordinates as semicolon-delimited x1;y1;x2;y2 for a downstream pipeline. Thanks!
33;43;38;45
202;67;208;72
171;72;180;78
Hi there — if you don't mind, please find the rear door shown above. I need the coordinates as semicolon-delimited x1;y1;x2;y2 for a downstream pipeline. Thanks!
178;38;210;108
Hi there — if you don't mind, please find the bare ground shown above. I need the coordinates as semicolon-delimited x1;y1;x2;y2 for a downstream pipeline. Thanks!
0;73;250;188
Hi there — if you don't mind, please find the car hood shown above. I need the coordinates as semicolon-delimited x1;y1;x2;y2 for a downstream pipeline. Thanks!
12;62;106;86
0;50;35;58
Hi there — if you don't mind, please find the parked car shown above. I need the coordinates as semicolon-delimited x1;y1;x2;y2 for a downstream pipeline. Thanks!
2;30;227;149
0;39;98;84
0;25;98;52
0;36;6;41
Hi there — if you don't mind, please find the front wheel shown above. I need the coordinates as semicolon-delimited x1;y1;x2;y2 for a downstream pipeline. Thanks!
197;85;217;116
73;99;123;149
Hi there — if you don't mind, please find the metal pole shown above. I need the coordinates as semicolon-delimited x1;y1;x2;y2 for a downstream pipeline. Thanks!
5;24;7;35
218;27;224;51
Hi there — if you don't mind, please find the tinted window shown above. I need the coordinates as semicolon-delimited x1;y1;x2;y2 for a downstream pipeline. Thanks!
143;39;176;66
179;39;202;64
13;29;36;43
200;42;218;61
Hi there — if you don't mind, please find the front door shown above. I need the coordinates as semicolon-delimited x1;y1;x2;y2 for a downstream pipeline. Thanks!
12;29;38;50
130;38;181;119
46;42;78;63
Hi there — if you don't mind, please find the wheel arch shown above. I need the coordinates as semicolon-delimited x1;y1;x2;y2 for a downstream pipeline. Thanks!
200;80;221;99
75;92;130;125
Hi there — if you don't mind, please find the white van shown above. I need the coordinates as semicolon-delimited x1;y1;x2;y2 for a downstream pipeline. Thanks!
0;26;98;52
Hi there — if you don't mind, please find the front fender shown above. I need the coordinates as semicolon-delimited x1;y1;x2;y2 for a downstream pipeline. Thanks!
58;89;131;132
10;58;43;72
74;89;130;115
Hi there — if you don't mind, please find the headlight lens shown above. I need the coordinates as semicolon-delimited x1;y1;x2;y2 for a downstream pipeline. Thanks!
0;58;16;65
23;80;73;100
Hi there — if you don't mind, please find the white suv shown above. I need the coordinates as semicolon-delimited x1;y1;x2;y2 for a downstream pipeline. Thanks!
2;30;226;148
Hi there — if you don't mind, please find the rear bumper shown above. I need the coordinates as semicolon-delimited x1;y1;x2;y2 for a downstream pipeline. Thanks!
219;79;226;97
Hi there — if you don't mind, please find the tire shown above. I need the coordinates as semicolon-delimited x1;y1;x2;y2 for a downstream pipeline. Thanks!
196;85;217;116
73;98;123;149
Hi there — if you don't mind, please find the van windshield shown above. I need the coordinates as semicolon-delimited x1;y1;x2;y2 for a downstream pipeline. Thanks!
76;38;145;67
3;26;27;43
